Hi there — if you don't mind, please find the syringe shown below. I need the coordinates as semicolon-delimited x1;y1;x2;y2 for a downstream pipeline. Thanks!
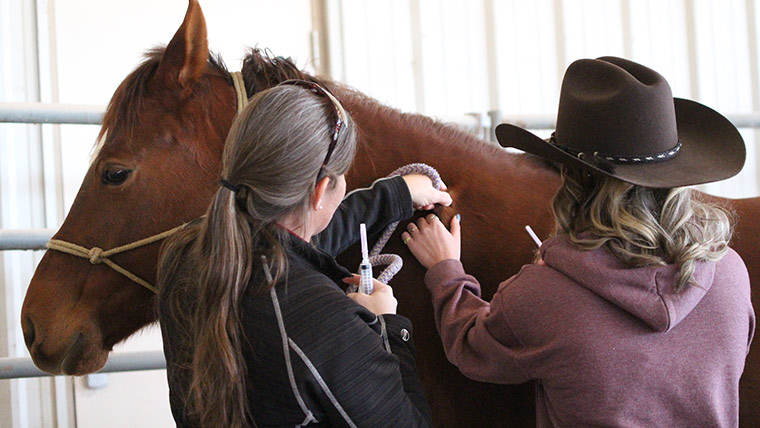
359;223;374;294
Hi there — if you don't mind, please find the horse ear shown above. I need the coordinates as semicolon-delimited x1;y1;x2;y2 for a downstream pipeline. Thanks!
157;0;208;90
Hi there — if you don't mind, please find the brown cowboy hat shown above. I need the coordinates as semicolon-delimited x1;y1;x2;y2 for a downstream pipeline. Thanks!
495;56;745;188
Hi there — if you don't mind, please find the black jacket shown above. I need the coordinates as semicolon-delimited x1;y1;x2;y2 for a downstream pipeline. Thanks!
159;176;432;427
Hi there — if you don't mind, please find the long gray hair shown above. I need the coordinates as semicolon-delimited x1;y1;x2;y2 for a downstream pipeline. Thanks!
552;166;734;290
157;82;357;427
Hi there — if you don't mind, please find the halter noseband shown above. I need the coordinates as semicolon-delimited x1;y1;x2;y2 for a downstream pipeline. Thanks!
46;225;187;294
45;72;250;294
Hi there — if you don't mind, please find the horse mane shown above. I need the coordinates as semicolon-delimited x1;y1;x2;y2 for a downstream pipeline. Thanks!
95;48;229;153
240;48;315;97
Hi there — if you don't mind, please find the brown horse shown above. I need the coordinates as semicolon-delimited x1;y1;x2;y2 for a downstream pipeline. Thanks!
20;1;758;426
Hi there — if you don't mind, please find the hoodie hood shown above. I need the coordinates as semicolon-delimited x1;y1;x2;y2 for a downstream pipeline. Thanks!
540;235;716;332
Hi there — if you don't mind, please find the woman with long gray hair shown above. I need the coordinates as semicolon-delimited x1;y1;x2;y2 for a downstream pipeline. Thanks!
157;80;450;427
402;57;754;427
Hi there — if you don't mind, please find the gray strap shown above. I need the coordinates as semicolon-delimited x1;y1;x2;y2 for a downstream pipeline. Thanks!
342;176;396;200
263;257;318;426
378;315;392;353
288;339;358;428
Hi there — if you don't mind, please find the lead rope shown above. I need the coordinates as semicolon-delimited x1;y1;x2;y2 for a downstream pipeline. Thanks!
352;163;443;287
45;71;251;294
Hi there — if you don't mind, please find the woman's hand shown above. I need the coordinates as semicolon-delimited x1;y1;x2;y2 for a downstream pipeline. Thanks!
402;174;453;210
344;275;398;315
402;214;461;269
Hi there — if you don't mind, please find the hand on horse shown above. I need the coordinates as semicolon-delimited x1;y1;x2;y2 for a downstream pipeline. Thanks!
344;275;398;315
402;173;453;210
402;213;461;269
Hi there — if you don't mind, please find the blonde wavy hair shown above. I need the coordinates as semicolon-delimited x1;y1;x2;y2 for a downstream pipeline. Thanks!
552;166;734;290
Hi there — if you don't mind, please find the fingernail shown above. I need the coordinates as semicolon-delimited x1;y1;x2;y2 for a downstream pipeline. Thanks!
455;214;461;223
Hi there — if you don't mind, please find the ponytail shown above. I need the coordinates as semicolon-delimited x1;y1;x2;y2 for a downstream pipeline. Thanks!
157;81;357;427
188;188;252;427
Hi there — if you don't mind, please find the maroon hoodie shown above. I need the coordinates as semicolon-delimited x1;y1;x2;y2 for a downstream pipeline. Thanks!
424;235;755;427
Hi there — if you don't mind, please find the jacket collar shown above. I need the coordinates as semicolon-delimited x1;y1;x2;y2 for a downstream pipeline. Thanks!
285;233;353;286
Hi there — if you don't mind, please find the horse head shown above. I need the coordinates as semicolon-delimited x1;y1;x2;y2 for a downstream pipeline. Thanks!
21;0;236;375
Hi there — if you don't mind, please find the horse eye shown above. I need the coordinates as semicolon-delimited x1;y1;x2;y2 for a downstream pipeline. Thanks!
101;168;132;185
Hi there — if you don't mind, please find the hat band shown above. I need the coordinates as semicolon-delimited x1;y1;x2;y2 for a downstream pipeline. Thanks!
550;133;682;164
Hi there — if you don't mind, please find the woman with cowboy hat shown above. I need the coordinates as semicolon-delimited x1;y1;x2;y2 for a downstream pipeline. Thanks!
401;56;755;427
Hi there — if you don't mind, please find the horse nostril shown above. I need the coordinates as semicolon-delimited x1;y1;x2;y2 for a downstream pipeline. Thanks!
22;316;36;350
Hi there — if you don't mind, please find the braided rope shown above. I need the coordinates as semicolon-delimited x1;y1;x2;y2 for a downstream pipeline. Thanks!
369;163;443;284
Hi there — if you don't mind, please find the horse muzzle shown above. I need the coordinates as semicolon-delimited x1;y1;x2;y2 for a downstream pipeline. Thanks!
22;314;108;375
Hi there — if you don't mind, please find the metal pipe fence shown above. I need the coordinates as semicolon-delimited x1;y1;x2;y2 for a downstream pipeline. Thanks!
0;351;166;379
0;102;104;124
2;103;760;253
1;101;759;378
4;102;760;128
0;229;56;251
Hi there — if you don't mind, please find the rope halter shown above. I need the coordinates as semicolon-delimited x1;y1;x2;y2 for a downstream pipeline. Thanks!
46;224;187;294
44;71;251;294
